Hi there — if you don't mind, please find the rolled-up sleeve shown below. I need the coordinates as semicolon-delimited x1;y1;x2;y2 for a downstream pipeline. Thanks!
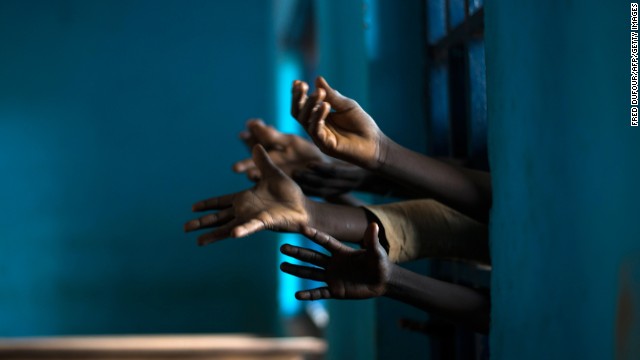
364;199;490;265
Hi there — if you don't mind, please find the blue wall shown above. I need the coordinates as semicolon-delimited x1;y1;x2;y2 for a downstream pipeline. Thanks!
0;0;278;336
486;1;640;359
365;1;430;359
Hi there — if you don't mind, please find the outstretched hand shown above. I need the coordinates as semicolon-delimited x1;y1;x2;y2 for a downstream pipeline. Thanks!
233;119;328;181
291;77;387;170
185;144;308;246
280;223;391;300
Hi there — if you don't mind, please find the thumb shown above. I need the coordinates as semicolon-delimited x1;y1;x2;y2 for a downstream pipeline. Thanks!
363;222;381;251
252;144;283;178
365;223;388;261
315;76;357;112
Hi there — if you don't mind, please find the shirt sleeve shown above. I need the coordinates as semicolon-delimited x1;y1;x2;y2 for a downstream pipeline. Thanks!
363;199;490;265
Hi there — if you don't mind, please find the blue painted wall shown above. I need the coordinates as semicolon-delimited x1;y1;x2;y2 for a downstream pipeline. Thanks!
0;0;278;336
486;1;640;359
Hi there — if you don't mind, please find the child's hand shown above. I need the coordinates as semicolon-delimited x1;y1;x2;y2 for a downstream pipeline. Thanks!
280;223;391;300
185;144;309;246
291;77;389;170
233;119;328;181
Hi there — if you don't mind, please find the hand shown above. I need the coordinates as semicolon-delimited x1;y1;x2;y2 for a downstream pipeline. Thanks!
280;223;391;300
233;119;328;181
291;76;387;170
185;144;308;246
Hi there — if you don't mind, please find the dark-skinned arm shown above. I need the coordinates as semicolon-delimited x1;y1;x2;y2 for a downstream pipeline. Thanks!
386;263;490;333
280;224;490;333
291;77;491;223
378;140;492;222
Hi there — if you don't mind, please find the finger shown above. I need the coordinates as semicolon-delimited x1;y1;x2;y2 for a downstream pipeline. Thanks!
296;287;332;301
248;122;287;149
309;102;331;142
246;118;265;127
184;208;234;232
280;243;329;267
315;76;357;112
239;130;254;148
252;144;285;179
280;262;326;282
232;158;255;173
301;226;351;254
298;88;326;130
230;218;267;239
192;193;237;212
246;168;262;182
291;80;309;119
197;220;238;246
240;118;264;149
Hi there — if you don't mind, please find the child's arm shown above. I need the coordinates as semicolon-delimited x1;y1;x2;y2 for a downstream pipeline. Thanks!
292;77;491;223
280;224;490;333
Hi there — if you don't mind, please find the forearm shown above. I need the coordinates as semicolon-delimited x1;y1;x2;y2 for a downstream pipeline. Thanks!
377;137;492;223
358;170;420;199
385;264;490;333
305;199;369;243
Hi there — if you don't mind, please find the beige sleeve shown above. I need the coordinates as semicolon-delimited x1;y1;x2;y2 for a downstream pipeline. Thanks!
364;199;490;265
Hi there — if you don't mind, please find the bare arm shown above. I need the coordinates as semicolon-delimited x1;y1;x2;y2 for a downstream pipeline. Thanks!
386;263;490;333
280;224;490;333
292;77;491;223
379;138;492;222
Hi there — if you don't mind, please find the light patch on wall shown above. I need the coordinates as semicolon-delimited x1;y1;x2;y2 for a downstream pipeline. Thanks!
275;52;303;317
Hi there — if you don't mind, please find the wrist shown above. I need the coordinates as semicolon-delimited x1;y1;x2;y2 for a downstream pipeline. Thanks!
383;263;402;297
373;133;395;171
303;197;320;230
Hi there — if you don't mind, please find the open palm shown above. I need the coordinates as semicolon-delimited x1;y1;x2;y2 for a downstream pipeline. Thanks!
280;223;391;300
185;144;308;246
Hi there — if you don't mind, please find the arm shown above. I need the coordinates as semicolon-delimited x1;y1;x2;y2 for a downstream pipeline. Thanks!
379;139;492;222
294;161;419;199
386;263;490;333
292;77;491;223
184;144;368;245
280;224;490;333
